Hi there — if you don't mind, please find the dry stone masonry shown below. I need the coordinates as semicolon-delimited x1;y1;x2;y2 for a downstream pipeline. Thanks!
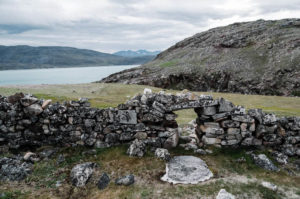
0;89;299;160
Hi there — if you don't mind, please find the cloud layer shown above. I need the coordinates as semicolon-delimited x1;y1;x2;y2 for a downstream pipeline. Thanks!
0;0;299;52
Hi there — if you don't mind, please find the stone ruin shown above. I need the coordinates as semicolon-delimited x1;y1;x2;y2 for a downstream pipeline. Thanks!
0;90;299;159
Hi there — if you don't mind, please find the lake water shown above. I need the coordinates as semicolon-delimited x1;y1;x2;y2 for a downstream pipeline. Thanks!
0;65;137;85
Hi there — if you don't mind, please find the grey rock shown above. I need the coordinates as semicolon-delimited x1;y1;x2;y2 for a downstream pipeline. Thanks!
56;154;65;164
231;115;254;123
261;181;278;191
221;120;240;128
0;157;32;181
161;156;213;184
155;148;171;161
194;149;207;155
23;152;40;163
199;106;217;116
117;110;137;124
212;112;230;121
218;98;235;113
252;154;279;171
263;114;277;125
216;189;236;199
24;104;43;116
163;129;179;149
272;151;288;164
127;139;146;157
115;174;134;186
97;172;110;190
202;136;221;145
20;95;38;107
70;162;96;187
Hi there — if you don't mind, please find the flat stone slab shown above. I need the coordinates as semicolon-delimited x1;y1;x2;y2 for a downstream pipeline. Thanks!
161;156;213;184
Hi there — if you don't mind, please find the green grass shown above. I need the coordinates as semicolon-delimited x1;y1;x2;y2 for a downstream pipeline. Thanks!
0;145;299;199
0;190;30;199
0;83;299;125
159;60;178;68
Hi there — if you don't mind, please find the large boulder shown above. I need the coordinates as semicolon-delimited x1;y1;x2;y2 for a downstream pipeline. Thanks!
161;156;213;184
0;157;32;181
70;162;96;187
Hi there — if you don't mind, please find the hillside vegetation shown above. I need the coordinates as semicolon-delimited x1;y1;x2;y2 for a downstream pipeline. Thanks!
101;19;300;96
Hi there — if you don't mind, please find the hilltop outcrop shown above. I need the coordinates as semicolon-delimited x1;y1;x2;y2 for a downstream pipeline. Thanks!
100;19;300;96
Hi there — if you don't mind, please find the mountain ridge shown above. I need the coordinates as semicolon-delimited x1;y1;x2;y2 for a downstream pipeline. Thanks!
0;45;155;70
114;50;160;57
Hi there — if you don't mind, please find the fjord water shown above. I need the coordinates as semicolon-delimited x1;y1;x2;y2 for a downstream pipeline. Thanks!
0;65;137;85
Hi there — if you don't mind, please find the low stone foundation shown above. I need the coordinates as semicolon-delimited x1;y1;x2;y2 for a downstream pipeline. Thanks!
0;90;299;158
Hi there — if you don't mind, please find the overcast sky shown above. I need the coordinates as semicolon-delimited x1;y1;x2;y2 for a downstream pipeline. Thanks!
0;0;299;53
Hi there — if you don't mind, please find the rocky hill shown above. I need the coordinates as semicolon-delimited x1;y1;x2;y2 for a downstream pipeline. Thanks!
0;45;154;70
113;49;160;57
100;19;300;96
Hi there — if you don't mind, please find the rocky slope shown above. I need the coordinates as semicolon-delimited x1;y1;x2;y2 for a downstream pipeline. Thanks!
0;45;154;70
100;19;300;96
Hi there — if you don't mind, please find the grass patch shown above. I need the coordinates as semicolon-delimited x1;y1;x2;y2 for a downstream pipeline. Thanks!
159;60;178;68
0;190;30;199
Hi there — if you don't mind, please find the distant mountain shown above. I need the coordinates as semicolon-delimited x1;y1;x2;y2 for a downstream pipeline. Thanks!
0;45;155;70
114;50;160;57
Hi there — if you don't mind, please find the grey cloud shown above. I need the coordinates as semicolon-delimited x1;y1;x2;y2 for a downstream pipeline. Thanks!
0;0;299;52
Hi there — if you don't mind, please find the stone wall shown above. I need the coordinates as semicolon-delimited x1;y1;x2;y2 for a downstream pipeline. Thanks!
0;90;299;158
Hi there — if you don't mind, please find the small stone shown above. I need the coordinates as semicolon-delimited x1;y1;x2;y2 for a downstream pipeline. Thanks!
117;110;137;124
42;99;52;109
227;128;240;135
23;152;40;162
143;88;152;95
202;136;221;145
134;132;148;140
115;174;134;186
252;154;279;172
263;114;277;125
127;139;146;157
155;148;171;161
236;157;246;163
271;151;288;164
194;149;207;155
56;154;65;164
232;115;254;123
261;181;277;191
216;189;236;199
97;173;110;190
70;162;96;187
